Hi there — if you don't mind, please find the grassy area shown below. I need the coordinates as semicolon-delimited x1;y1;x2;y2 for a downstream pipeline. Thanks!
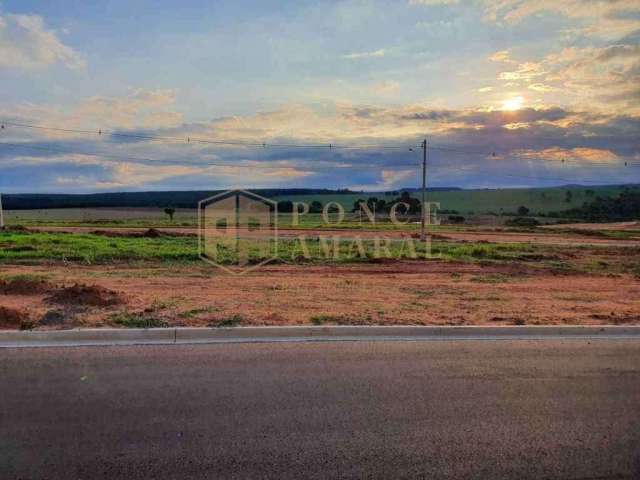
0;229;559;266
5;208;196;227
1;229;637;278
0;231;197;263
276;185;634;216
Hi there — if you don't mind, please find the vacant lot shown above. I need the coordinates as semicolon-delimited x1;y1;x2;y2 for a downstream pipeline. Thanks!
1;216;639;329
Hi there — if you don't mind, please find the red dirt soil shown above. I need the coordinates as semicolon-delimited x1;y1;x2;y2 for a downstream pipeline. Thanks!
0;261;638;329
0;278;53;295
45;284;124;307
0;306;30;329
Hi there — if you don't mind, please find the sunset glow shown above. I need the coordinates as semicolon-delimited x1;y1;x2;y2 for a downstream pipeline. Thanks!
501;96;525;111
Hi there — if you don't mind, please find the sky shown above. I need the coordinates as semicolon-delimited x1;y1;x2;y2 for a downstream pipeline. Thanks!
0;0;639;193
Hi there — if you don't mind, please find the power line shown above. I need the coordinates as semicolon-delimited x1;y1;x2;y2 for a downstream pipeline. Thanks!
0;121;418;151
3;120;638;167
0;139;632;186
429;143;639;167
0;141;421;169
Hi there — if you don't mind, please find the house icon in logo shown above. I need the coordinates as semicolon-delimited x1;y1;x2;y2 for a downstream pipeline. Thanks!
198;189;278;274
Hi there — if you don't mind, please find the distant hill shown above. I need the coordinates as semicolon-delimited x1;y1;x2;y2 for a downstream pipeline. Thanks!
1;189;347;210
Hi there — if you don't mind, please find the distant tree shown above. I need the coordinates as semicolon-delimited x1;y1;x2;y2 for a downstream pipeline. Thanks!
164;207;176;222
585;189;595;197
564;192;640;222
352;199;366;212
309;200;323;214
505;217;540;228
400;191;412;204
375;199;387;211
278;201;294;213
565;191;573;203
517;206;530;216
448;215;465;224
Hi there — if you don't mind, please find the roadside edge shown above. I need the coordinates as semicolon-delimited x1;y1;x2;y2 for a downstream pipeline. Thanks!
1;325;640;348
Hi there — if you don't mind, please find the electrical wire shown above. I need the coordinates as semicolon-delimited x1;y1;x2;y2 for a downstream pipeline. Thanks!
0;121;418;151
0;141;421;169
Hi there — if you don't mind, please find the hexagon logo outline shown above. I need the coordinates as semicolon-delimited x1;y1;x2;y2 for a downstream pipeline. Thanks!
198;189;278;275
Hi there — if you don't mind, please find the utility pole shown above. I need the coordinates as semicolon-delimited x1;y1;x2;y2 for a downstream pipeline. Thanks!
420;138;427;240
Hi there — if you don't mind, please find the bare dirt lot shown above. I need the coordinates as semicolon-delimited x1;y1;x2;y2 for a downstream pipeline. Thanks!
1;260;639;329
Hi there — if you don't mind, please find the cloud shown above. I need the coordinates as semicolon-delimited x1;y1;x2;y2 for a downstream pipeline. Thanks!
479;0;640;39
77;88;182;128
490;44;640;114
498;62;546;81
515;147;621;164
342;49;386;59
488;50;515;63
528;83;558;92
1;91;638;192
409;0;460;5
0;88;183;136
370;81;401;95
0;13;85;70
350;169;415;191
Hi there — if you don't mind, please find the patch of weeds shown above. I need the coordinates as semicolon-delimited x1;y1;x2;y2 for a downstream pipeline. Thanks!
110;312;168;328
555;294;598;303
466;295;503;302
545;260;577;272
486;295;503;301
150;297;182;311
0;273;50;283
0;274;53;295
19;319;37;330
470;273;510;283
179;306;220;319
210;314;244;327
310;313;373;325
410;288;434;298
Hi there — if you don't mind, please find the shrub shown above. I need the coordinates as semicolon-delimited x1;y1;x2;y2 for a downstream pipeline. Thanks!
505;217;540;227
111;312;168;328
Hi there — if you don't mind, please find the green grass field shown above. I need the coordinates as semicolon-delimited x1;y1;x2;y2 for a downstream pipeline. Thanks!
275;185;633;215
2;185;636;230
0;230;544;265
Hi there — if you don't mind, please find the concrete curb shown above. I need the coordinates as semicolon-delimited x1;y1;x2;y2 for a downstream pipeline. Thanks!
1;325;639;348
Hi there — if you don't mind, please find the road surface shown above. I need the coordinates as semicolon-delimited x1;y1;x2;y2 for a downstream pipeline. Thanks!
1;340;639;479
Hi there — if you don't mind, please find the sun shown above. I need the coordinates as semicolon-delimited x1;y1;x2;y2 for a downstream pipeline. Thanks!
501;96;525;111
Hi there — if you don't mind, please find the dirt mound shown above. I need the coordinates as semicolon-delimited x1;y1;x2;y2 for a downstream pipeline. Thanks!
0;306;31;329
88;228;180;238
3;225;29;233
46;284;124;307
0;277;53;295
142;228;162;238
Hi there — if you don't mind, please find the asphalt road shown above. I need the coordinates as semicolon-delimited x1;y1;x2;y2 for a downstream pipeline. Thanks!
1;340;639;479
